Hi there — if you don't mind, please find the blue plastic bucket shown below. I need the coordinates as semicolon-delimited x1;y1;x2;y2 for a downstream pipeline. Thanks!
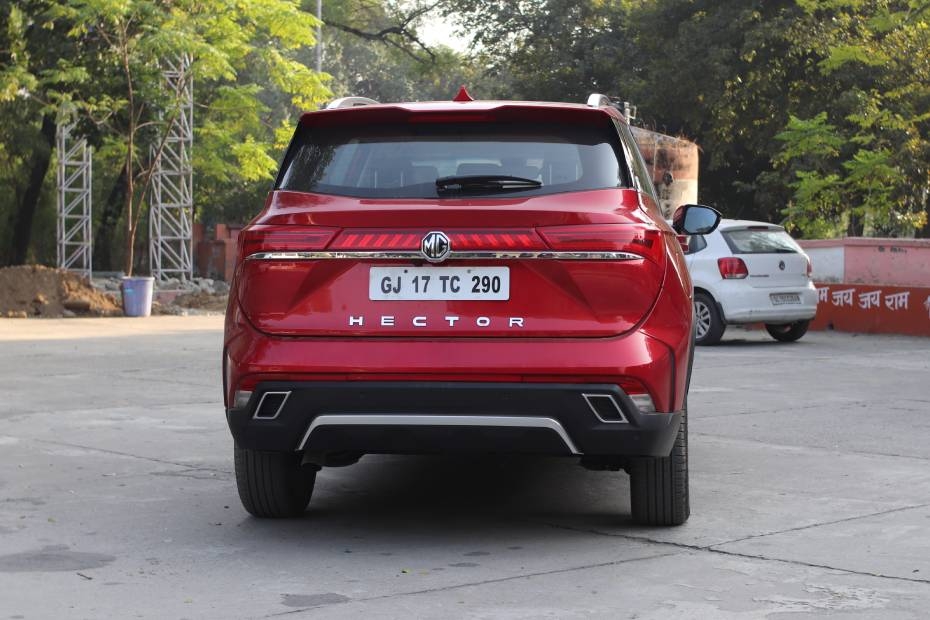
121;276;155;317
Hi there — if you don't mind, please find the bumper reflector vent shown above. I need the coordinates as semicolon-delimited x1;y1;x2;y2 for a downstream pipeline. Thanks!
253;391;290;419
234;390;253;409
630;393;656;414
582;393;629;424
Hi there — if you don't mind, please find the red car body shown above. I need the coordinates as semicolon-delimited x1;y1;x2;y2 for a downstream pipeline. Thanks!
223;95;718;524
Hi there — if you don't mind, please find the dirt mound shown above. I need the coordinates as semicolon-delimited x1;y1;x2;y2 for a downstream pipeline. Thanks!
0;265;122;318
172;291;228;312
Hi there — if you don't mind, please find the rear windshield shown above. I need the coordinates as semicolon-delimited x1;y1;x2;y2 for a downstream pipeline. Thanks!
275;122;629;198
722;228;802;254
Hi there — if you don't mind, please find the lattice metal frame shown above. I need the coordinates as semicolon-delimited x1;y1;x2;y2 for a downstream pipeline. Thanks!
150;55;194;282
56;124;93;278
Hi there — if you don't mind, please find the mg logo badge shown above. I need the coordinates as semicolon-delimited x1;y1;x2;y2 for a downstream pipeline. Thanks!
421;231;451;263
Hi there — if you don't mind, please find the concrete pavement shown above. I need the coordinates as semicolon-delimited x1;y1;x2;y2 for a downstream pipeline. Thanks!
0;317;928;618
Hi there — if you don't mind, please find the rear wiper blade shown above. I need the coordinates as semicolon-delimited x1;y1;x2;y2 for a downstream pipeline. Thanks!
436;175;542;193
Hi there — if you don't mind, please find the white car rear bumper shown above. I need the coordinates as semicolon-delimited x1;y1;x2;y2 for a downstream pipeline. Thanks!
716;281;818;324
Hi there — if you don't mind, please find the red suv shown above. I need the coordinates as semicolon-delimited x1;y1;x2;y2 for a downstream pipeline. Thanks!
223;91;720;525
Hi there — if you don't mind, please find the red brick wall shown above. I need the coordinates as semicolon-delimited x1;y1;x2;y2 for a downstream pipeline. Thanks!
811;283;930;336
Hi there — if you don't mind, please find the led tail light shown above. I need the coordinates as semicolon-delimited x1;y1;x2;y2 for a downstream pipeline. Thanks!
238;225;338;258
329;229;547;251
330;231;420;250
449;230;546;250
718;257;749;279
806;256;812;277
538;225;665;264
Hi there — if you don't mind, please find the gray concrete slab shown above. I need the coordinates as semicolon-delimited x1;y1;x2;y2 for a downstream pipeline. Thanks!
0;318;928;618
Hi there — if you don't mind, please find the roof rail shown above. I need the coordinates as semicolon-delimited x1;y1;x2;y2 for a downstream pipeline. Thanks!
585;93;637;121
325;96;380;109
586;93;612;108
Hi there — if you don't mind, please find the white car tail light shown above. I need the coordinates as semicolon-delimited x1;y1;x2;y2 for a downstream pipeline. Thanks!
718;257;749;279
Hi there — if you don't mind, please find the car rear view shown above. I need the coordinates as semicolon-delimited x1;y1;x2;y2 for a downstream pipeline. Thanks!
223;93;718;525
687;220;817;344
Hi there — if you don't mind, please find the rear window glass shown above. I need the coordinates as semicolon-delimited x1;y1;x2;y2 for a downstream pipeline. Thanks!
275;122;629;198
722;229;802;254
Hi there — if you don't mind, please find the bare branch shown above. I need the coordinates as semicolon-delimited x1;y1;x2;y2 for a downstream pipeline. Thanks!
325;0;444;63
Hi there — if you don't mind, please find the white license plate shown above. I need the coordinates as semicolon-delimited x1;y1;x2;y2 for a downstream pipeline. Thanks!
369;266;510;300
771;293;801;305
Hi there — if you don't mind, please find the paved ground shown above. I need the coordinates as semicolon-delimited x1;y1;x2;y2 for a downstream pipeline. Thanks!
1;317;928;619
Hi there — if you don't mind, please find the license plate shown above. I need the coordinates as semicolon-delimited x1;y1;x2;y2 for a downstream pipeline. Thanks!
771;293;801;305
369;266;510;300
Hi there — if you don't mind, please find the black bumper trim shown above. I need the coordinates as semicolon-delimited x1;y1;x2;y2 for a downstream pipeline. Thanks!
226;381;681;458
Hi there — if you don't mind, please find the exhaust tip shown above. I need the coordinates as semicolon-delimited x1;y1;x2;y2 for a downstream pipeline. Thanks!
582;393;629;424
253;391;291;420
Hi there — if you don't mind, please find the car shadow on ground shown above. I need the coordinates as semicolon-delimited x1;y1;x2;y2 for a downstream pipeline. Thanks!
227;455;635;543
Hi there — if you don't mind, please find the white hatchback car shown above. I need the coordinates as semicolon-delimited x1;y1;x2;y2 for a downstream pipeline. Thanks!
684;219;818;345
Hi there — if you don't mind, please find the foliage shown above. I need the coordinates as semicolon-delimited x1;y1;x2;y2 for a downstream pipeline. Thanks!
0;0;330;270
4;0;930;272
773;0;930;237
445;0;930;238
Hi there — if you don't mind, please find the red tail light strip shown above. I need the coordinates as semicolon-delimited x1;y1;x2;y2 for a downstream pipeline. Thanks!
244;225;662;262
329;229;547;251
239;226;338;257
539;225;665;265
245;250;644;261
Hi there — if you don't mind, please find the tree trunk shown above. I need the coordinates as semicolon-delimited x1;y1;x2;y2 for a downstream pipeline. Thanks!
93;163;129;271
846;211;864;237
6;114;56;266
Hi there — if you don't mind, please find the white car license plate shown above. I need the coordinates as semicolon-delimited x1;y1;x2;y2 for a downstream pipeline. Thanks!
771;293;801;305
369;266;510;300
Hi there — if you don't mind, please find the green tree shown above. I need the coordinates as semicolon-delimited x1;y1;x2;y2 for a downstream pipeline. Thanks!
775;0;930;237
441;0;640;101
443;0;816;222
1;0;329;271
0;2;88;265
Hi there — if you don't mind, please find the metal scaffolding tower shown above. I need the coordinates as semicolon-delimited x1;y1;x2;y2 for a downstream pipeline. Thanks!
56;124;93;278
150;55;194;283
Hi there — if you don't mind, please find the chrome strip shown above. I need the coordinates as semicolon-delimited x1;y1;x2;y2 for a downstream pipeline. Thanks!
252;391;291;420
297;414;581;454
247;250;642;262
582;393;629;424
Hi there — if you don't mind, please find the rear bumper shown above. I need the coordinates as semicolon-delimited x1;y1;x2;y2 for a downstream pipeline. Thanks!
227;381;682;458
716;281;818;324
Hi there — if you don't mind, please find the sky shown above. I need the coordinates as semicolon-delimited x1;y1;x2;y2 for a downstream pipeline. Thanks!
418;11;471;52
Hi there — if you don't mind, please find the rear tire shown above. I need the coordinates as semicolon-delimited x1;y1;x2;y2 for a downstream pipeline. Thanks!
629;411;690;526
694;292;725;346
234;445;316;518
765;320;810;342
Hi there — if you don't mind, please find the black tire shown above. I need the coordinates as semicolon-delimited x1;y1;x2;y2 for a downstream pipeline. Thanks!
629;411;690;526
765;320;810;342
694;292;725;346
234;445;316;518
